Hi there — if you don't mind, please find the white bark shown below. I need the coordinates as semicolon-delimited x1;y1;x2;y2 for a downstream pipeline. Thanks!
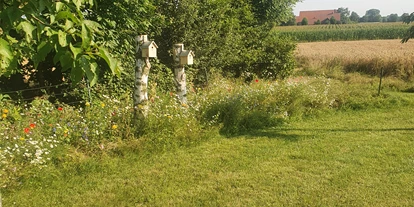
174;66;187;103
173;43;187;104
134;36;151;118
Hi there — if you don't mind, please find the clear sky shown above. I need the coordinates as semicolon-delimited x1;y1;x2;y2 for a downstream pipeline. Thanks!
293;0;414;16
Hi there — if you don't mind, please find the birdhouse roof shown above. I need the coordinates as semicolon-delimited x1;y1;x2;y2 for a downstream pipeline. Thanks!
141;41;158;49
179;50;194;57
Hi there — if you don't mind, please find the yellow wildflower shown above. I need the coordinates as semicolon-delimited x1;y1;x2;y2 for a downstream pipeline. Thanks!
2;109;9;114
85;102;91;107
19;137;25;141
112;125;118;130
1;114;6;119
101;103;105;108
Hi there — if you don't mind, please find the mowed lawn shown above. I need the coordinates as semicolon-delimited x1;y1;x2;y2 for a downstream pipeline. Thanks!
4;94;414;206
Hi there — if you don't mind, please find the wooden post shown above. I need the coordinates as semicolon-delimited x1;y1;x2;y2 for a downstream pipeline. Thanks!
173;43;187;104
134;35;152;119
378;67;383;96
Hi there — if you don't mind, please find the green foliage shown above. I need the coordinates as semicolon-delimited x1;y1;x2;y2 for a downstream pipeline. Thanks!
337;7;350;24
154;0;298;81
330;16;337;24
301;17;309;26
402;12;414;43
0;0;121;87
350;11;360;22
363;9;382;22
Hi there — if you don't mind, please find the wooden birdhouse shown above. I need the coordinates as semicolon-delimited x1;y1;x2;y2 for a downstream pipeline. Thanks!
141;41;158;58
179;50;194;65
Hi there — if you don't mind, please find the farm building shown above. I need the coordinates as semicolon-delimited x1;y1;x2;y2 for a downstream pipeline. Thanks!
296;10;341;25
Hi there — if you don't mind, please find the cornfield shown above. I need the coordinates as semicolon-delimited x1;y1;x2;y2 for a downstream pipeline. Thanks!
276;23;411;42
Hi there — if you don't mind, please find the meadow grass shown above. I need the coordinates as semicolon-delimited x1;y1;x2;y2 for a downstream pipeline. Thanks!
3;92;414;206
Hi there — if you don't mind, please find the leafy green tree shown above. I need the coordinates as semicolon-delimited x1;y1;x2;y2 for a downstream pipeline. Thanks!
314;19;321;25
330;16;337;24
154;0;299;80
321;18;330;24
400;13;410;22
363;9;382;22
0;0;121;87
402;12;414;43
250;0;301;26
350;11;360;22
301;17;308;25
337;7;350;24
387;14;399;22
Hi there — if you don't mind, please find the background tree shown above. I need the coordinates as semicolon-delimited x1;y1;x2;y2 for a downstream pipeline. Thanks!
330;16;337;24
402;12;414;43
154;0;300;80
350;11;360;22
301;17;309;25
314;19;321;25
400;13;410;22
337;7;350;24
281;12;297;26
363;9;382;22
387;14;399;22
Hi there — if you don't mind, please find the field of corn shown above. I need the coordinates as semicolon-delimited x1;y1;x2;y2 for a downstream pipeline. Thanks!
276;23;411;42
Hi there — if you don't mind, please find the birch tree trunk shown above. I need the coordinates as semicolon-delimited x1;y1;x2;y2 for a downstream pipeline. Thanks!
174;66;187;104
173;44;187;104
134;36;151;120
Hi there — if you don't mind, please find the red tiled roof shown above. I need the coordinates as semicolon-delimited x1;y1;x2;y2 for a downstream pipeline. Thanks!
296;10;341;25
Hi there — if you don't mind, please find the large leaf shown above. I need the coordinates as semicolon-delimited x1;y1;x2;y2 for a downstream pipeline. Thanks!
70;43;83;59
56;11;80;24
33;41;53;68
55;2;65;12
72;0;82;10
98;47;120;76
79;55;98;86
17;21;36;43
81;22;91;49
0;38;14;70
83;20;102;35
1;6;23;30
70;59;85;85
55;51;74;72
58;30;68;47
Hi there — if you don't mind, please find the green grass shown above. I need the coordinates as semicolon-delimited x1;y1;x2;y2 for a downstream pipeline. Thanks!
3;93;414;206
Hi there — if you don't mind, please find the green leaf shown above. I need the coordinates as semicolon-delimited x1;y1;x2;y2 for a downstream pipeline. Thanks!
70;43;83;59
34;41;53;68
81;22;91;49
1;6;22;30
55;51;74;72
71;59;85;85
83;20;102;35
72;0;82;10
98;47;120;76
64;20;74;33
55;2;65;12
79;55;98;86
0;38;15;70
17;21;36;43
58;30;68;47
56;11;80;24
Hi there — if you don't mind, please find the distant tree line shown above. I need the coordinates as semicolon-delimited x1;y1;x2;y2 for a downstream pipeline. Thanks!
282;8;413;26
